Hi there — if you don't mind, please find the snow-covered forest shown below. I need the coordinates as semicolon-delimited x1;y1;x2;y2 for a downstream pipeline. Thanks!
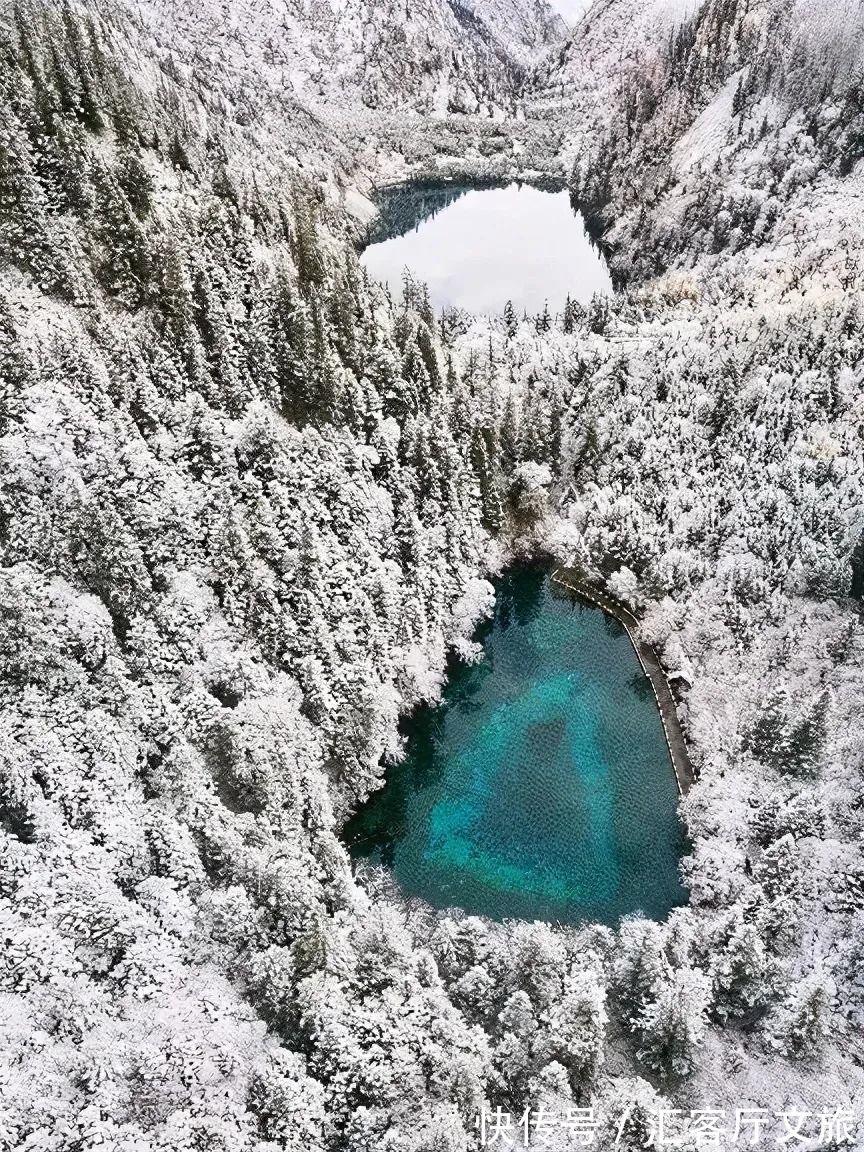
1;0;863;1148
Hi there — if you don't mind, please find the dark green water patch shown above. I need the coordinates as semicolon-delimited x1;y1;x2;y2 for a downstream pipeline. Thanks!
344;567;688;925
364;180;474;246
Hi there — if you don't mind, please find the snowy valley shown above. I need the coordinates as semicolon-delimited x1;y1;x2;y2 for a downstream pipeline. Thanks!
1;0;863;1149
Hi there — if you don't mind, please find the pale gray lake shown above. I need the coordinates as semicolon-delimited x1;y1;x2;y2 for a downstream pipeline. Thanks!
360;182;612;315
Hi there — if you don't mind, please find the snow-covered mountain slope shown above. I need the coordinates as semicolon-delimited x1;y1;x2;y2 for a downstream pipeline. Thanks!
3;0;864;1147
111;0;564;127
55;0;568;224
532;0;864;294
0;4;509;1146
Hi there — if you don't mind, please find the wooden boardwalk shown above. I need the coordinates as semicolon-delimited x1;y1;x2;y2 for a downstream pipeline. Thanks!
550;568;695;796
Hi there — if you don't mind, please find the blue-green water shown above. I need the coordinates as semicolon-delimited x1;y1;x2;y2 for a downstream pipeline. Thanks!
344;567;688;925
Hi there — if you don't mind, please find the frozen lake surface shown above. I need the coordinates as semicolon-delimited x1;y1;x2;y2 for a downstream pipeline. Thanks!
360;182;613;315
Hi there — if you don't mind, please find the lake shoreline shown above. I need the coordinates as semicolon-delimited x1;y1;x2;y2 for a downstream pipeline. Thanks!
549;567;696;797
359;181;612;313
346;563;689;925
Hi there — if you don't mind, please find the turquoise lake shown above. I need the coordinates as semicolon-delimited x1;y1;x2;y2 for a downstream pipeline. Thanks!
345;567;688;925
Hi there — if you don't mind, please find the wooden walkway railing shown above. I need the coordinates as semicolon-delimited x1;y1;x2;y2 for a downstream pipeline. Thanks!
549;568;695;796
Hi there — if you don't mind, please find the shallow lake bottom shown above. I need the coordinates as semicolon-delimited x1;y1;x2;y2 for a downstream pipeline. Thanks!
344;566;689;926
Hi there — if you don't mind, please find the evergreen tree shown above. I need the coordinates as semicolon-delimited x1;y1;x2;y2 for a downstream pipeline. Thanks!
470;424;504;534
116;146;153;219
499;394;520;474
633;967;711;1079
503;298;517;339
769;974;833;1057
272;273;312;424
90;159;151;307
538;971;607;1088
710;915;773;1022
0;298;30;436
562;293;575;334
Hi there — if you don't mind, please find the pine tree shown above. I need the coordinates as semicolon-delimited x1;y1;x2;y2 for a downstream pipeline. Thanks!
151;232;200;385
411;321;442;409
0;108;65;291
783;688;828;776
272;273;312;425
503;299;517;339
116;146;153;219
562;293;574;334
90;159;152;308
614;918;667;1013
0;298;30;436
538;971;607;1088
307;302;341;426
633;967;711;1078
470;424;503;534
191;261;245;411
499;395;520;474
291;194;325;289
770;974;833;1056
711;915;772;1022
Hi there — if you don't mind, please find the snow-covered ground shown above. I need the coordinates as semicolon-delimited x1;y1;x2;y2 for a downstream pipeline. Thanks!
1;0;864;1148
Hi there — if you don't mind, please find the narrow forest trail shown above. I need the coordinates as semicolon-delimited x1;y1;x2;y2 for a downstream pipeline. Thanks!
550;568;695;796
